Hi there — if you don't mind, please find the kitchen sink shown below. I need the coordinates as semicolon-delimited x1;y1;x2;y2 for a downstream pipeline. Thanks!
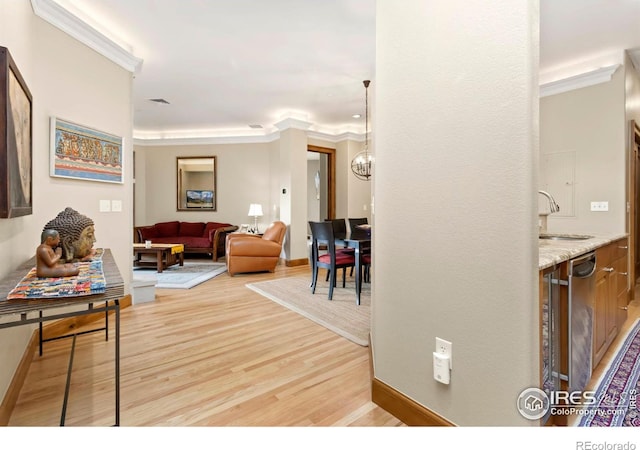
539;233;594;241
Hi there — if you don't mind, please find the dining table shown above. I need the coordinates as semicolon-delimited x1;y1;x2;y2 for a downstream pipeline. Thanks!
334;226;371;305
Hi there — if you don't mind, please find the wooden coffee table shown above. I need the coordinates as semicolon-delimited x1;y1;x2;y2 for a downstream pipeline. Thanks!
133;243;185;273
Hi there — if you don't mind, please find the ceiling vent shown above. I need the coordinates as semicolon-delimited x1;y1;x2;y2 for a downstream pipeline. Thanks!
248;124;263;129
149;98;170;104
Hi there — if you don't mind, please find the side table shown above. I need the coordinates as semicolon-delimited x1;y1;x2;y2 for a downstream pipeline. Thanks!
0;249;124;426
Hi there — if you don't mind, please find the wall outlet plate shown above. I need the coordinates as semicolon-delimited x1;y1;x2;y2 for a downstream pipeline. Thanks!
590;201;608;212
435;337;452;369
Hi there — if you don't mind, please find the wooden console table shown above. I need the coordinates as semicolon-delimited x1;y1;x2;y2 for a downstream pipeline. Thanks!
0;248;124;426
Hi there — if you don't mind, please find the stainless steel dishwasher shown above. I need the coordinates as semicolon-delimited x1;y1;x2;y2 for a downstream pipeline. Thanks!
567;251;596;392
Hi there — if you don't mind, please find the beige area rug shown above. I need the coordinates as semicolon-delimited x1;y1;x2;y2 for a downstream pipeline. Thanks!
246;275;370;346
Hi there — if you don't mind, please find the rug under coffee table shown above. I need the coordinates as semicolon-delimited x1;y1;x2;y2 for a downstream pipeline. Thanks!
133;243;184;273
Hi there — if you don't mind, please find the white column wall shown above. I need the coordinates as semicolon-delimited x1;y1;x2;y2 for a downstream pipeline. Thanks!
278;128;308;261
373;0;539;425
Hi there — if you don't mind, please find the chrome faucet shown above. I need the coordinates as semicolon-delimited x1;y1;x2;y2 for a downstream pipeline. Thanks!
538;190;560;214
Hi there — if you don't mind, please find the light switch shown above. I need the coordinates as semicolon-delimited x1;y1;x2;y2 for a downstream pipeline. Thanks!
590;201;609;212
99;200;111;212
111;200;122;212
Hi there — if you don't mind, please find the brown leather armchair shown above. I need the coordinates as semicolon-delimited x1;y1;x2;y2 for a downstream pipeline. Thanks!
226;221;287;276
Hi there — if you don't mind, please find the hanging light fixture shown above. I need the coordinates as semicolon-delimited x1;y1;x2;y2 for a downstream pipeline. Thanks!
351;80;372;181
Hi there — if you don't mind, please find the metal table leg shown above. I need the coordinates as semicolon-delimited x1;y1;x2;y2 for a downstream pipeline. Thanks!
60;334;77;426
115;300;120;426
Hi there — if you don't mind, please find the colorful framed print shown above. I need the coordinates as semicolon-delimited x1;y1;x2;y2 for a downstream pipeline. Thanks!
50;117;123;184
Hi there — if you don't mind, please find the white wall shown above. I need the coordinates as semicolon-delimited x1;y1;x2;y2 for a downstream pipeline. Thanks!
344;139;372;222
307;159;320;225
0;0;133;402
135;134;370;260
541;68;627;234
626;53;640;126
309;136;372;222
134;142;273;228
373;0;539;426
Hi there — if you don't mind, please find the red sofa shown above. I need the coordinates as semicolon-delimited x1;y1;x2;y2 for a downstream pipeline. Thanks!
134;221;238;261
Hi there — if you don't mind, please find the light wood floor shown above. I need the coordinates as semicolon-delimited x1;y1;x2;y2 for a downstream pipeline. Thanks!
9;259;639;427
8;260;403;426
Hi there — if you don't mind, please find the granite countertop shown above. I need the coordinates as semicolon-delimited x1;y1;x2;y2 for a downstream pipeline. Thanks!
539;232;628;270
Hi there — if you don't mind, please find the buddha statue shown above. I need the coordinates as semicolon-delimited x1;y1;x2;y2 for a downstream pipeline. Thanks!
36;229;80;278
43;207;96;262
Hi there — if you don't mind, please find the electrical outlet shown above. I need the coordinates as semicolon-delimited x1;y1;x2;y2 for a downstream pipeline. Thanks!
435;337;452;369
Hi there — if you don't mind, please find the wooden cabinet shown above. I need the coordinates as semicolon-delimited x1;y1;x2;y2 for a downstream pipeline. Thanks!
539;236;630;427
592;238;628;368
593;262;613;366
614;242;629;331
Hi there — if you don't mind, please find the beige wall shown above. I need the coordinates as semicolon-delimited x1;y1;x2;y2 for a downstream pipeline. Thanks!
134;142;274;227
541;67;627;234
307;159;320;224
0;0;133;401
309;136;371;222
344;139;372;222
625;53;640;126
373;0;539;425
135;134;371;261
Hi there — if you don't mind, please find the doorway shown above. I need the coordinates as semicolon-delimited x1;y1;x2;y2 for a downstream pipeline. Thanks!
307;145;336;224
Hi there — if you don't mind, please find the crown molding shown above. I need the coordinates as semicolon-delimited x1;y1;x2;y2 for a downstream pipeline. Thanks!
307;130;364;143
133;125;364;147
539;64;621;98
133;133;281;147
273;117;313;131
31;0;143;73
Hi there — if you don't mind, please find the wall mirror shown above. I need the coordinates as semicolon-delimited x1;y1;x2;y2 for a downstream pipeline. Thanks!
177;156;216;211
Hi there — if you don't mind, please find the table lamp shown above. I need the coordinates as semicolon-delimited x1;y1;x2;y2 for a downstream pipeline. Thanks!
248;203;263;233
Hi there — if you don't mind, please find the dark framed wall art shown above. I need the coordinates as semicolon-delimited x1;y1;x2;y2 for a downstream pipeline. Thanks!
0;46;33;218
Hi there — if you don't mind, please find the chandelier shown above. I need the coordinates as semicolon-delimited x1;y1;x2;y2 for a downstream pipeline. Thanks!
351;80;372;181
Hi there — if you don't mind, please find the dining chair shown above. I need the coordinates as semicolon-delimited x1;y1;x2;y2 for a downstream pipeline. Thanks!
325;218;356;279
362;253;371;284
325;219;351;248
309;221;356;300
348;217;371;278
348;217;368;231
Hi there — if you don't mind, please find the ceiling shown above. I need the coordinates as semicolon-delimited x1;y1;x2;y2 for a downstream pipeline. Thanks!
44;0;640;143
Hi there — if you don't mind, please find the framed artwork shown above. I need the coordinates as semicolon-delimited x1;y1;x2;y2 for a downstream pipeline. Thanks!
176;156;217;211
50;117;123;183
0;46;33;218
